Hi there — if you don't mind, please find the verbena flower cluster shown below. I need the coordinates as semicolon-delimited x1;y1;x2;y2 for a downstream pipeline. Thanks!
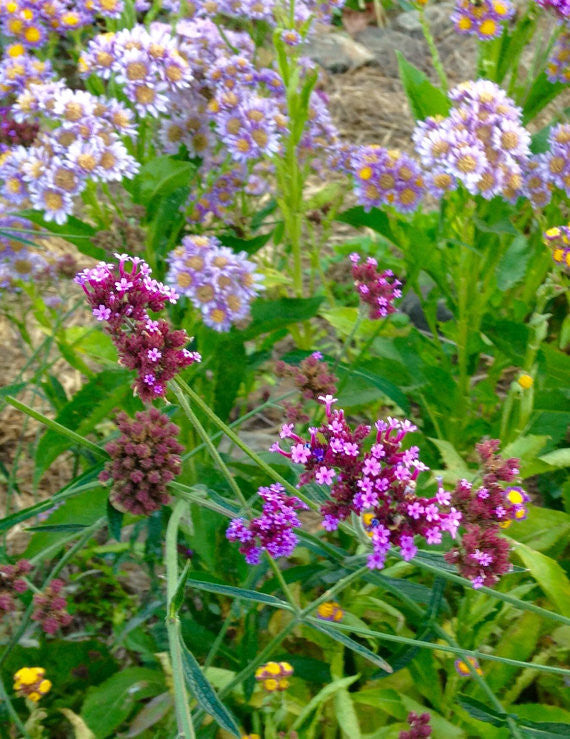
544;224;570;268
100;409;184;516
271;396;462;570
0;559;30;613
350;253;402;319
166;234;263;332
275;351;338;423
413;80;530;201
451;0;515;40
226;483;308;564
13;667;51;703
31;579;72;634
0;0;124;50
0;81;138;223
75;254;201;400
399;711;432;739
445;439;528;588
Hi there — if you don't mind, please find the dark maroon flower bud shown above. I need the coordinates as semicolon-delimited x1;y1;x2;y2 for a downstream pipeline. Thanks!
31;579;72;635
0;560;31;614
101;408;184;516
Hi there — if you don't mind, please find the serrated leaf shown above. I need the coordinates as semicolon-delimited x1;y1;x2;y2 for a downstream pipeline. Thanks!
496;234;532;291
396;51;450;120
179;636;240;737
307;619;392;673
456;695;507;727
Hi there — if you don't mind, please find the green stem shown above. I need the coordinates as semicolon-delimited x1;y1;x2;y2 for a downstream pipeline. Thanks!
0;675;30;738
396;551;570;627
4;396;107;458
165;501;196;739
171;384;248;510
419;6;448;92
172;378;317;512
266;554;300;613
306;619;570;677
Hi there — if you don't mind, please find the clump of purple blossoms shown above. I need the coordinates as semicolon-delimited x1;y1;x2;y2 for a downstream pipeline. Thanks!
451;0;515;40
75;254;201;400
271;396;462;570
80;24;193;117
399;712;432;739
0;52;54;96
413;80;530;201
100;409;184;516
350;254;402;320
166;235;263;332
445;439;528;588
540;123;570;197
31;579;72;635
345;145;425;213
0;211;49;291
226;483;308;564
0;560;31;614
1;81;138;224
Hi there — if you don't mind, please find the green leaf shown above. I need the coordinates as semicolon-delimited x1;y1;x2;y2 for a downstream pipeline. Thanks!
514;542;570;617
307;619;393;673
242;297;323;339
539;448;570;468
26;523;89;532
17;210;104;259
179;636;240;737
456;695;507;727
292;674;360;731
428;438;470;478
169;561;191;616
81;668;164;739
0;382;27;399
186;578;292;609
125;692;173;737
519;720;570;738
495;234;532;291
396;51;450;120
335;689;362;739
106;500;123;542
338;363;410;414
134;156;195;205
219;231;273;255
335;207;396;243
34;369;132;481
522;74;568;125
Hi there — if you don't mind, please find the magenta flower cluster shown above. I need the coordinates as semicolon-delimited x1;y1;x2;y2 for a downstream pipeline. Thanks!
226;483;309;565
413;80;530;201
0;560;31;614
350;254;402;320
75;254;200;400
271;396;462;570
31;579;72;635
399;712;432;739
445;439;528;588
100;408;184;516
166;235;263;332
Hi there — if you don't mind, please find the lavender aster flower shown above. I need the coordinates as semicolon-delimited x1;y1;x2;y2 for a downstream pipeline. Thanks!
451;0;515;40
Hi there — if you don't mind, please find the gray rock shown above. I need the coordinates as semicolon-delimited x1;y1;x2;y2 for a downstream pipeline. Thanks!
305;31;375;73
355;27;431;77
395;5;454;38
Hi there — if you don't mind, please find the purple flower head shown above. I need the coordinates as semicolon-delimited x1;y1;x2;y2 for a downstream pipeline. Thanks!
0;560;32;614
226;483;308;564
451;0;515;40
100;408;183;516
349;146;424;213
31;579;72;635
351;255;402;320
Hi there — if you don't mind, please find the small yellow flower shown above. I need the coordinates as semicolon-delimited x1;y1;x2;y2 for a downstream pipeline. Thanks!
13;667;51;701
455;657;483;677
263;678;279;692
517;374;533;390
255;660;293;691
316;601;344;622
